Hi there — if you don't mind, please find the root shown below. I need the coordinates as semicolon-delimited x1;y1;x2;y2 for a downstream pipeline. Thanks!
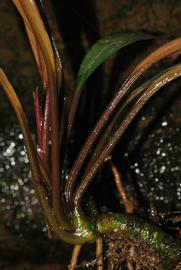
68;245;82;270
96;236;103;270
110;160;134;214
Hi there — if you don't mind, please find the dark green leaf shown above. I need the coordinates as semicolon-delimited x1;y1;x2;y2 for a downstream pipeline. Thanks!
76;32;154;90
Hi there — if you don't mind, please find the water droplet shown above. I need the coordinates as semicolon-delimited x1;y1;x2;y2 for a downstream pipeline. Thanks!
161;121;168;127
159;166;166;174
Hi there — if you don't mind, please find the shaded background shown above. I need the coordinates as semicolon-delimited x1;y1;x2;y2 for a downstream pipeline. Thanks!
0;0;181;269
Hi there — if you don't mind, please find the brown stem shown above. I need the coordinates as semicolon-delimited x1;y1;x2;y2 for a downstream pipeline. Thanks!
68;90;81;137
68;245;82;270
42;91;50;174
37;155;51;187
96;236;104;270
73;64;181;212
0;69;57;234
110;160;134;214
80;79;150;183
18;0;66;226
45;222;52;239
65;38;181;204
10;0;71;231
33;88;43;148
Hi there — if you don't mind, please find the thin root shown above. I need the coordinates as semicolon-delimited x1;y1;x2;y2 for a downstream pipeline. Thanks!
96;236;103;270
68;244;82;270
110;160;134;214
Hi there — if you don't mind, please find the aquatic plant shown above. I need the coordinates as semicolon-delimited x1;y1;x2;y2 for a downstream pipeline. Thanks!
0;0;181;269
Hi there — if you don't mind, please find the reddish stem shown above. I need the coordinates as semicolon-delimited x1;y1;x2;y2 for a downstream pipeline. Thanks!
33;88;43;148
33;88;50;174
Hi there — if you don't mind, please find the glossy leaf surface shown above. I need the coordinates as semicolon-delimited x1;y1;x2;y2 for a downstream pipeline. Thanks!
76;32;153;90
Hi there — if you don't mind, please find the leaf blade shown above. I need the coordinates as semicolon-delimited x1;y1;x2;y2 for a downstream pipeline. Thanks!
68;32;154;135
76;32;154;90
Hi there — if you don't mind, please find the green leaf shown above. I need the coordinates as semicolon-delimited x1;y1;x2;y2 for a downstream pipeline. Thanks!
76;32;154;90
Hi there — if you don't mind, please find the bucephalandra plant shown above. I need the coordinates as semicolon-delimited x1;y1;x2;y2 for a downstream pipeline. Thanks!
0;1;181;269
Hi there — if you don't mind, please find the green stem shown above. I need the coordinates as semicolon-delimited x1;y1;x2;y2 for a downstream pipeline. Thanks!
64;209;181;268
97;212;181;269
